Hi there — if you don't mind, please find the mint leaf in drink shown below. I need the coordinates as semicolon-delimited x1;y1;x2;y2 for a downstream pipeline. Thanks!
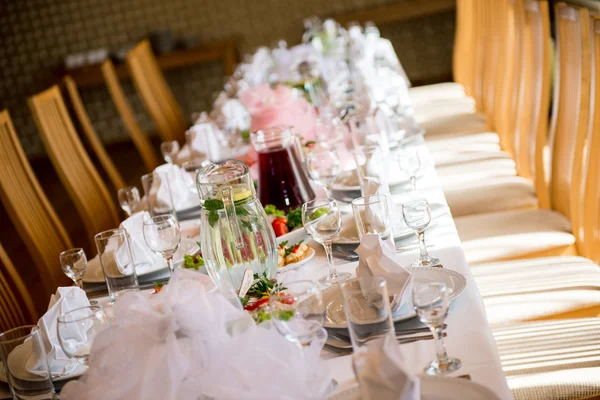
203;199;224;210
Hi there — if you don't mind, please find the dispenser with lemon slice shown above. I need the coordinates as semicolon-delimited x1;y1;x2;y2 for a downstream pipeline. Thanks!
196;160;278;293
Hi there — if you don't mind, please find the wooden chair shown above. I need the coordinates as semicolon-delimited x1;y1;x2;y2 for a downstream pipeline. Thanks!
101;59;161;173
453;2;591;264
0;243;37;330
0;110;72;294
28;86;120;248
126;40;188;144
63;76;126;193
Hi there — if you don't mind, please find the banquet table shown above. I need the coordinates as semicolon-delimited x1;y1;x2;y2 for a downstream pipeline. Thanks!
70;137;514;400
277;135;515;399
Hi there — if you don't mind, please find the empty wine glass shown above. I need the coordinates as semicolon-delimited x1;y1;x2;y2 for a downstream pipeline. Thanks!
315;116;345;148
269;280;325;346
57;305;110;367
397;148;421;192
143;215;181;275
305;148;340;198
402;198;440;267
59;248;87;289
117;186;141;217
412;281;461;375
302;199;351;285
160;140;180;164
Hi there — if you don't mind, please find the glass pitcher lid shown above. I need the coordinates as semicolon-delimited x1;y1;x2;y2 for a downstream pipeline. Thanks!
196;159;254;201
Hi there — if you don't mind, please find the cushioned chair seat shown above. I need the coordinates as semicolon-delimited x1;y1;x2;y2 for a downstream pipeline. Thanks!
437;158;518;186
444;176;537;218
413;97;476;123
420;112;489;137
455;209;575;265
409;82;466;105
493;318;600;400
426;132;501;157
472;256;600;325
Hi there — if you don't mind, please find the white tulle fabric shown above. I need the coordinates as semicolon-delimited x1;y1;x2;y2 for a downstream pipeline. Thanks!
61;269;331;400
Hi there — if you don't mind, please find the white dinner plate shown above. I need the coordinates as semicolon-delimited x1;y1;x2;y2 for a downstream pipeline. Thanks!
327;376;502;400
333;215;427;246
322;267;466;329
82;237;200;283
277;247;316;274
0;339;87;383
276;228;308;246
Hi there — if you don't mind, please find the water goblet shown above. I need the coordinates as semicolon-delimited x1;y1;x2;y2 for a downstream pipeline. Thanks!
160;140;180;164
59;248;87;289
57;305;111;367
315;116;345;148
412;281;461;375
117;186;141;217
397;148;421;192
302;199;351;285
143;214;181;275
269;280;325;347
402;198;440;267
305;148;341;198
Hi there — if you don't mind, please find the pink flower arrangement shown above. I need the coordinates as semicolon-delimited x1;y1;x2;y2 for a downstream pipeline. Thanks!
240;84;317;141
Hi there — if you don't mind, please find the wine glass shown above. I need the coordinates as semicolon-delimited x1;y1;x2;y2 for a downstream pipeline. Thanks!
117;186;141;217
315;116;345;148
397;148;421;192
59;248;87;289
143;215;181;275
302;199;351;285
160;140;180;164
269;280;325;346
402;198;440;267
57;305;111;366
412;281;461;375
305;148;340;198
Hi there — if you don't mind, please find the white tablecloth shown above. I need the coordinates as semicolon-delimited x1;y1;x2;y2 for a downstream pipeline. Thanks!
279;136;514;399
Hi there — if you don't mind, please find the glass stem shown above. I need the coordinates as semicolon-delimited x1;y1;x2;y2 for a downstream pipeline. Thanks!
323;243;337;276
417;231;429;263
432;325;449;364
324;184;332;199
410;175;417;192
75;277;84;289
166;256;175;275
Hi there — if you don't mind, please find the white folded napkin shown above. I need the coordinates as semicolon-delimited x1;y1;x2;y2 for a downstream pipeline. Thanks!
149;164;199;211
26;287;90;377
353;333;420;400
354;234;413;306
120;211;159;269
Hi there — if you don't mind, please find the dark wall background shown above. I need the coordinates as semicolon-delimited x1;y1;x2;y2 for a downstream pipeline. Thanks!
0;0;455;157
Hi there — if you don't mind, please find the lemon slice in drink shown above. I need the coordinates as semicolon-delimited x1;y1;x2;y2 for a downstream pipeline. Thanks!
233;189;252;202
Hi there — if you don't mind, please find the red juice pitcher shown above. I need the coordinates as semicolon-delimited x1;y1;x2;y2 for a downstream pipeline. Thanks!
251;126;315;211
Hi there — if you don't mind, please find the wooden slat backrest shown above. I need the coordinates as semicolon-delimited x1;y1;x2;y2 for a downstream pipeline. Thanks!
63;76;126;193
28;86;120;249
549;3;592;253
452;0;467;86
480;0;500;120
516;0;552;209
0;110;72;294
0;243;36;330
584;17;600;262
101;60;161;173
471;0;487;110
126;40;187;144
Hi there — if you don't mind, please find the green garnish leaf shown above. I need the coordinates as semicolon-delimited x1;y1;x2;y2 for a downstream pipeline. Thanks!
208;211;220;228
264;204;285;218
311;207;329;221
274;310;295;321
153;281;164;288
203;199;225;211
235;206;249;217
183;254;204;270
240;219;253;231
286;207;303;230
255;310;272;323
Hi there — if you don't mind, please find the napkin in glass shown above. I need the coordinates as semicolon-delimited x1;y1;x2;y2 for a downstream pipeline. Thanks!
119;211;160;274
25;287;90;377
354;234;413;307
150;163;199;211
353;333;420;400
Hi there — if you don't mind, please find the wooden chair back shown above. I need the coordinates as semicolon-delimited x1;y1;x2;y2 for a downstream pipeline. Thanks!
471;0;488;110
515;0;552;209
0;243;37;330
101;59;161;172
550;3;592;253
63;76;126;192
28;86;120;248
0;110;72;294
126;40;187;144
584;16;600;262
480;0;499;120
